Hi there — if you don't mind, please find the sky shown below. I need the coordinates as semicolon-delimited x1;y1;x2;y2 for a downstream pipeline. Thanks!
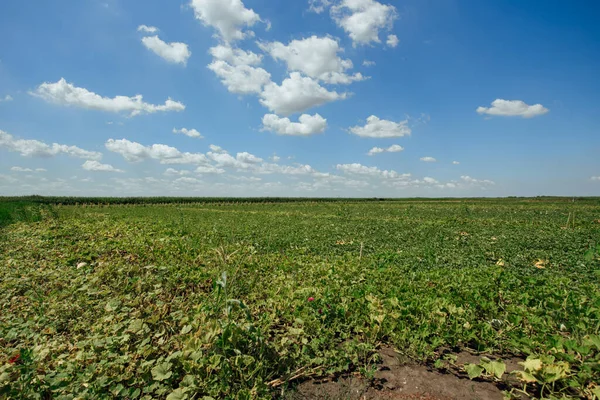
0;0;599;197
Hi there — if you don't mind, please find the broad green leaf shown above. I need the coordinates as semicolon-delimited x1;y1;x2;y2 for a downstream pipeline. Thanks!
465;363;484;379
151;362;173;381
166;388;189;400
488;360;506;379
583;334;600;350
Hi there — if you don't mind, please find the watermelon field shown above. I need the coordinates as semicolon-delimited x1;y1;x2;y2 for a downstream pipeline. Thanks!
1;198;599;399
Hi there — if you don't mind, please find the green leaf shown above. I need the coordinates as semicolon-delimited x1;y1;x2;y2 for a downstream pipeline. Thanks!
488;360;506;379
465;363;484;379
151;362;173;381
166;388;189;400
127;319;144;334
583;334;600;350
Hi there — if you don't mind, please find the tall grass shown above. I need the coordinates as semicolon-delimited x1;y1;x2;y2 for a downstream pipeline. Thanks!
0;201;50;228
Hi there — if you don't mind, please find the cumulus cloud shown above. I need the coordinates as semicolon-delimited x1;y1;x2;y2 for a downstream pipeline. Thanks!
258;36;365;84
331;0;398;46
1;95;13;102
209;45;262;66
106;138;208;165
11;167;47;173
173;127;203;138
336;163;410;180
82;160;124;173
137;25;158;33
349;115;411;138
476;99;549;118
31;78;185;117
141;36;191;65
386;34;399;47
262;113;327;136
461;175;495;185
367;144;404;156
420;156;436;162
190;0;260;42
209;144;227;154
208;61;271;95
1;130;102;160
196;165;226;174
260;72;347;115
363;60;376;67
164;168;192;176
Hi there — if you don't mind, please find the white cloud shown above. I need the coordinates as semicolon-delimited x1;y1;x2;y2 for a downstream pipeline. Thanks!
262;113;327;136
452;161;460;165
1;95;13;102
208;60;271;95
260;72;347;115
349;115;411;138
137;25;158;33
11;167;33;172
174;177;203;185
258;36;365;84
336;163;410;180
196;165;226;174
173;127;203;138
10;167;47;173
423;177;438;184
141;36;191;65
209;144;227;154
331;0;398;46
362;60;376;67
236;152;263;164
209;44;262;66
270;155;281;162
420;156;436;162
106;138;208;165
386;34;399;47
190;0;260;42
82;160;124;173
1;130;102;160
590;176;600;181
476;99;549;118
367;144;404;155
31;78;185;116
461;175;495;185
308;0;332;13
164;168;192;176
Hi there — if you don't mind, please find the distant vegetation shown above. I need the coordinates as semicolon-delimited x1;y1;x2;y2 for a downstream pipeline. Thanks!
1;198;599;399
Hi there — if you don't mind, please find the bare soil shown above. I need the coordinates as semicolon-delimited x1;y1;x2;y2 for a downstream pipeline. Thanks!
287;347;528;400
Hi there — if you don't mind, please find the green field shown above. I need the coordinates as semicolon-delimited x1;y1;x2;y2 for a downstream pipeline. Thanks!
1;199;599;399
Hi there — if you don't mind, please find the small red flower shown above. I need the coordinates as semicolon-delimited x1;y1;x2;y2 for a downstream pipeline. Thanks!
307;297;315;302
8;353;20;364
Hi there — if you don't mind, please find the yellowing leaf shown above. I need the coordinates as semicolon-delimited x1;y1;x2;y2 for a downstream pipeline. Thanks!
513;370;538;383
465;363;484;379
534;259;547;269
520;357;542;372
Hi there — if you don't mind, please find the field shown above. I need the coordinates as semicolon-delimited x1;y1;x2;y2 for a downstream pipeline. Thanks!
1;198;599;399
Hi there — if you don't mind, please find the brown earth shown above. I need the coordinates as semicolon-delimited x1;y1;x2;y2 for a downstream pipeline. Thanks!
286;347;527;400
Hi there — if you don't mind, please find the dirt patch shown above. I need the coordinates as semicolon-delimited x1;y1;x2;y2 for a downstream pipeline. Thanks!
288;347;527;400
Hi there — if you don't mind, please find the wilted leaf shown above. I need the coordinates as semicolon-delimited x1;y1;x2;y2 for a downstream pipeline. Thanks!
520;357;542;372
465;363;484;379
513;370;538;383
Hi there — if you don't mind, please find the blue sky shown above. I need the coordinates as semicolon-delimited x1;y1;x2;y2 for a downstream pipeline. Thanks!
1;0;599;197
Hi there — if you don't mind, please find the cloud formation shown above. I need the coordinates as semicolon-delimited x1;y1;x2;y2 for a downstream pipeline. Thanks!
82;160;124;172
367;144;404;156
31;78;185;116
262;113;327;136
349;115;411;138
477;99;549;118
141;36;191;65
190;0;261;42
1;130;102;160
